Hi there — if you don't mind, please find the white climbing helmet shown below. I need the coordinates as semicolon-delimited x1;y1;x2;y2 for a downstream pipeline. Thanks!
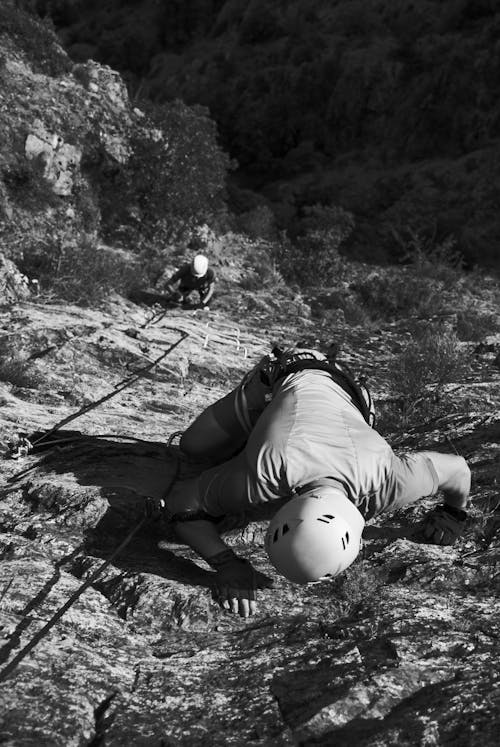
191;254;209;277
265;488;365;584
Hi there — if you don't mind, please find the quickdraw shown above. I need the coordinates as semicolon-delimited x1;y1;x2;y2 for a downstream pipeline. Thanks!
6;435;32;460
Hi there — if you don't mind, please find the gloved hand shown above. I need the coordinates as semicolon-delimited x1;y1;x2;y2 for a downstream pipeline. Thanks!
144;496;167;519
421;504;468;545
207;548;274;618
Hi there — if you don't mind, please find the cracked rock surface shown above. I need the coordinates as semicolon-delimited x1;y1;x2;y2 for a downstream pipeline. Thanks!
0;293;499;746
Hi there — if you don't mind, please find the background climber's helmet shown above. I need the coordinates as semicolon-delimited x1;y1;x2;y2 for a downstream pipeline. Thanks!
191;254;209;278
265;488;364;584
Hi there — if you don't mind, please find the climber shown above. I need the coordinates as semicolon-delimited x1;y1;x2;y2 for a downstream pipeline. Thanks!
159;348;471;618
165;254;215;309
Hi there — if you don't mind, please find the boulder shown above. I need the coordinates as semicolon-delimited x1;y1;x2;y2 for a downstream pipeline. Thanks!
25;120;81;197
0;253;31;304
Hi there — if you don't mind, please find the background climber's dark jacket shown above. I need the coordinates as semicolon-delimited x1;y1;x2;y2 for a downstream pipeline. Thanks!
169;264;215;299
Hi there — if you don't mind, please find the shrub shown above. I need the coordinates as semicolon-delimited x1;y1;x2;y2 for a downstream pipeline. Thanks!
18;232;139;305
381;323;467;428
239;242;285;291
237;205;277;241
391;226;465;283
295;204;355;243
353;270;443;319
455;306;500;342
0;355;38;388
276;204;354;287
0;0;71;76
100;100;232;248
309;289;371;328
2;158;60;211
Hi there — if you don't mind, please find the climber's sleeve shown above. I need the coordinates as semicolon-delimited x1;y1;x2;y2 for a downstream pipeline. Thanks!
383;452;440;511
197;451;254;516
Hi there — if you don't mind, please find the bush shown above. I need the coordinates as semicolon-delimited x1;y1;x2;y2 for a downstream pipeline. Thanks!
2;158;60;211
239;255;283;291
18;232;139;305
0;0;70;76
455;306;500;342
276;205;354;287
0;353;38;388
100;100;231;248
394;228;465;284
381;323;467;428
309;289;371;328
237;205;277;241
354;270;443;319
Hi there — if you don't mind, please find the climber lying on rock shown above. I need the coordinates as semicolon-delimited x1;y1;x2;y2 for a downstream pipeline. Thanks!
157;347;471;618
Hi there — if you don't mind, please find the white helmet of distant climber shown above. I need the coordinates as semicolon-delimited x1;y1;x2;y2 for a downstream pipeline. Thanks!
265;488;365;583
191;254;209;278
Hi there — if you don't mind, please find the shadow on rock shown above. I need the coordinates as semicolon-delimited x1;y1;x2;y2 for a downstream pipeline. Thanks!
16;430;215;588
362;523;418;542
299;668;499;746
129;289;177;308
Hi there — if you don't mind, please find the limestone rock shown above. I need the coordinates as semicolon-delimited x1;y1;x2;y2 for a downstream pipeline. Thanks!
0;296;498;745
0;253;31;303
25;120;81;197
72;60;130;114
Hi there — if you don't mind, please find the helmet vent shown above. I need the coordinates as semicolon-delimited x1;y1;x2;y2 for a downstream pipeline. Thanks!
273;529;279;543
317;514;335;524
282;523;290;535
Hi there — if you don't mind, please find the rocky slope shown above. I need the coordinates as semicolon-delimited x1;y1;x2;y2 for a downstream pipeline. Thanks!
0;282;499;745
0;4;499;745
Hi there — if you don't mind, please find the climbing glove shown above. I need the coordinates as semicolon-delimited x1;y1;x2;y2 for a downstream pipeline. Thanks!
421;504;468;546
207;548;274;618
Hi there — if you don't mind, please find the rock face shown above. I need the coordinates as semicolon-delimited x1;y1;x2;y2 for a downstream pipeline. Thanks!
25;120;82;196
0;253;31;303
0;294;499;745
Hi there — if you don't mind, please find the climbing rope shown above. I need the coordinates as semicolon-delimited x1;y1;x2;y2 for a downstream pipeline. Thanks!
0;454;180;683
0;517;146;683
7;432;168;461
5;330;189;460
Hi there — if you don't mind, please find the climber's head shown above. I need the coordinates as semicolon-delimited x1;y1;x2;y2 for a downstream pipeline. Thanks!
191;254;209;278
265;488;364;584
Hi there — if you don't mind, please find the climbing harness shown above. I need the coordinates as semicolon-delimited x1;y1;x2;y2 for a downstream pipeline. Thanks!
5;330;189;460
262;346;376;427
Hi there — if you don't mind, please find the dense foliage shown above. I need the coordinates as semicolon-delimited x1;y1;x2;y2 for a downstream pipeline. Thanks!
94;100;231;245
37;0;500;268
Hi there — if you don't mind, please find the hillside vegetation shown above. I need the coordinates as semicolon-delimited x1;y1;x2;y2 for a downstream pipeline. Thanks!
37;0;500;270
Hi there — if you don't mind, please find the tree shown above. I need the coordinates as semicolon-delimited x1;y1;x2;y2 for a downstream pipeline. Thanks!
100;99;231;245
